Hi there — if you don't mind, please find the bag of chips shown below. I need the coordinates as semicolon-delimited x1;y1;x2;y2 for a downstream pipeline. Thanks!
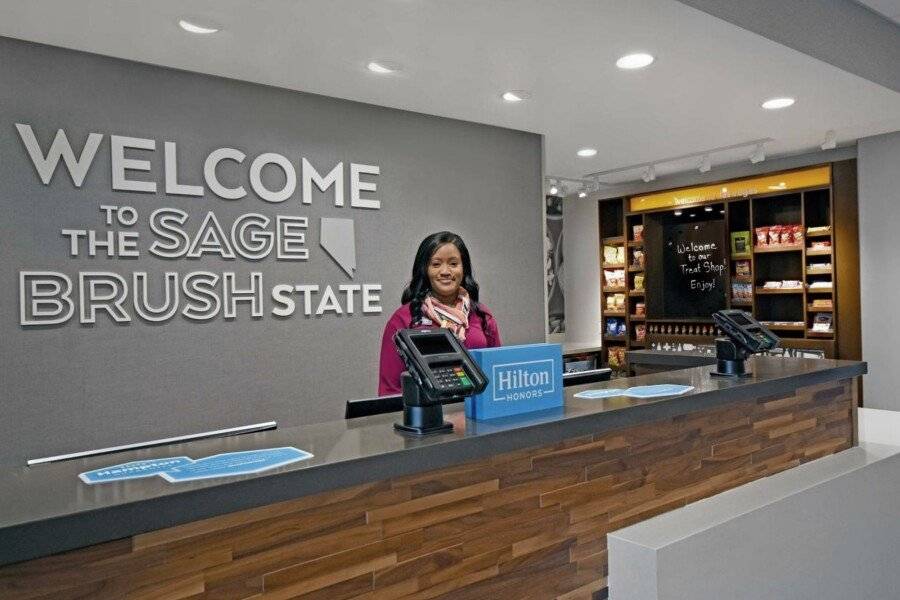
791;224;803;246
768;225;782;246
755;226;769;247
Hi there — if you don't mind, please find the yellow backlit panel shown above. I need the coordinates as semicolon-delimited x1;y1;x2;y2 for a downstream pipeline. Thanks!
629;166;831;212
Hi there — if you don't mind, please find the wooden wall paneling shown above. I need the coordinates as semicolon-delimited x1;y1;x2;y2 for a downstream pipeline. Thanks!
832;159;862;362
0;378;856;600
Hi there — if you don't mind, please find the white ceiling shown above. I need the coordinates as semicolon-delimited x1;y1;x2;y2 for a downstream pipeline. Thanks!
2;0;899;186
857;0;900;24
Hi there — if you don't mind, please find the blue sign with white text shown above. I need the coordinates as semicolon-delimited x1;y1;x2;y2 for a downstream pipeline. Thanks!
79;447;313;485
466;343;563;420
574;384;694;399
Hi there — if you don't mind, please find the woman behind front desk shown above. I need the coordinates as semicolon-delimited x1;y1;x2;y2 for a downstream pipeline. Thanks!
378;231;502;395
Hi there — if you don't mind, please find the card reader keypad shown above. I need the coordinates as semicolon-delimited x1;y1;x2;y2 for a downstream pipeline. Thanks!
431;365;473;390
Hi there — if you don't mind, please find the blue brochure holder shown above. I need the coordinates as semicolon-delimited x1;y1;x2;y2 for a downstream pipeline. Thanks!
466;343;563;420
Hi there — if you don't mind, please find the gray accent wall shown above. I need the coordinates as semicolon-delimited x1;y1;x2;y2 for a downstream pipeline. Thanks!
859;131;900;411
0;37;544;466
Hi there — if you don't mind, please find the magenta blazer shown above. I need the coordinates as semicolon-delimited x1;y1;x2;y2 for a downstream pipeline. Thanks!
378;302;501;395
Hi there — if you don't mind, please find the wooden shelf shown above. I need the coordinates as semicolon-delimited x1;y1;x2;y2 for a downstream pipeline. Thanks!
808;304;833;312
806;247;832;256
761;322;806;331
806;268;832;275
629;290;645;296
627;240;644;247
754;245;803;254
630;341;646;347
603;334;628;342
756;287;804;295
602;236;625;245
602;287;626;293
731;276;753;283
629;315;646;321
731;253;752;260
628;266;644;273
807;286;833;294
806;229;832;238
602;263;625;269
807;330;835;339
603;311;626;317
731;299;753;306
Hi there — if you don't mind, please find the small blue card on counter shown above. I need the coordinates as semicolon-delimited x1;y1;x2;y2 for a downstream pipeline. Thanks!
79;447;313;485
574;384;694;399
466;343;563;420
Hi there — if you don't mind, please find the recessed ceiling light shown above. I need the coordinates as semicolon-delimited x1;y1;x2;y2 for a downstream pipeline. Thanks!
689;213;697;218
577;148;598;157
578;190;587;198
501;90;530;102
178;19;219;34
768;181;787;190
704;206;713;212
674;210;683;216
616;53;655;70
761;97;795;110
367;61;400;74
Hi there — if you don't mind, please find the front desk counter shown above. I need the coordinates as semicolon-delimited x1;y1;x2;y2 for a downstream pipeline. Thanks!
0;357;865;600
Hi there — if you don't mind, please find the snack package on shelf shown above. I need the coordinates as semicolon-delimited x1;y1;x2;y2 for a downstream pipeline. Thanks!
614;293;626;311
731;231;751;256
735;260;751;278
603;269;626;288
809;280;833;289
807;225;831;235
607;347;626;371
603;245;620;264
791;224;803;246
763;281;783;289
606;318;625;336
755;226;769;248
633;274;645;291
731;282;752;300
635;302;646;316
617;246;626;264
781;280;803;289
606;296;616;311
635;324;646;341
809;240;832;250
808;262;832;271
812;313;833;332
632;224;644;242
631;249;645;269
768;225;781;246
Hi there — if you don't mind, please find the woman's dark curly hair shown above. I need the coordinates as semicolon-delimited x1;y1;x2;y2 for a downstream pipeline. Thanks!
401;231;488;330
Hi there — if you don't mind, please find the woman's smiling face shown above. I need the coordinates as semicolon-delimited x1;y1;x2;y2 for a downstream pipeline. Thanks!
427;243;464;303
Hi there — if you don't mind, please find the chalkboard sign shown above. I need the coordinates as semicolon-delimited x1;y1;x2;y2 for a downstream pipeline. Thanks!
659;220;727;318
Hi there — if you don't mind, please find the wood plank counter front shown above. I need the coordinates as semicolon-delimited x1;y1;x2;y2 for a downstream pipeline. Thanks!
0;358;864;600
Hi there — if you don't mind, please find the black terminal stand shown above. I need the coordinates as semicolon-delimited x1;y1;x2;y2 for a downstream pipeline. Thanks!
393;372;454;435
711;338;752;378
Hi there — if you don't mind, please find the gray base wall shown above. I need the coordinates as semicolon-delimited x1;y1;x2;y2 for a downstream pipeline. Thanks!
859;131;900;411
0;37;544;466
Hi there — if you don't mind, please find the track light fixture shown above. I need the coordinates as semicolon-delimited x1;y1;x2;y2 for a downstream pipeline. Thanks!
749;144;766;164
698;154;711;173
641;165;656;183
821;130;837;151
548;179;559;196
578;184;588;198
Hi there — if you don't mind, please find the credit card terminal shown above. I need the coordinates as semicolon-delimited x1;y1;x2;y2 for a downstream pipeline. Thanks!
393;328;488;403
711;310;780;377
713;310;780;353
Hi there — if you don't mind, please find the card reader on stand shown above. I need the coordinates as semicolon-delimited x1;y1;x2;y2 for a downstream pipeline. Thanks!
711;310;780;378
393;329;488;435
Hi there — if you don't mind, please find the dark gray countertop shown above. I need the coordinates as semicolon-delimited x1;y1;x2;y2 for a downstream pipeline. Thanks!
0;357;865;565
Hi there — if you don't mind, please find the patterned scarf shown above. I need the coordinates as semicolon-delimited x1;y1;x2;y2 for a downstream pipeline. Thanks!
422;288;471;341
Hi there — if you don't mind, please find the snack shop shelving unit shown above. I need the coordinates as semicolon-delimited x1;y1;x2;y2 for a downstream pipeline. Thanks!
594;162;860;365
